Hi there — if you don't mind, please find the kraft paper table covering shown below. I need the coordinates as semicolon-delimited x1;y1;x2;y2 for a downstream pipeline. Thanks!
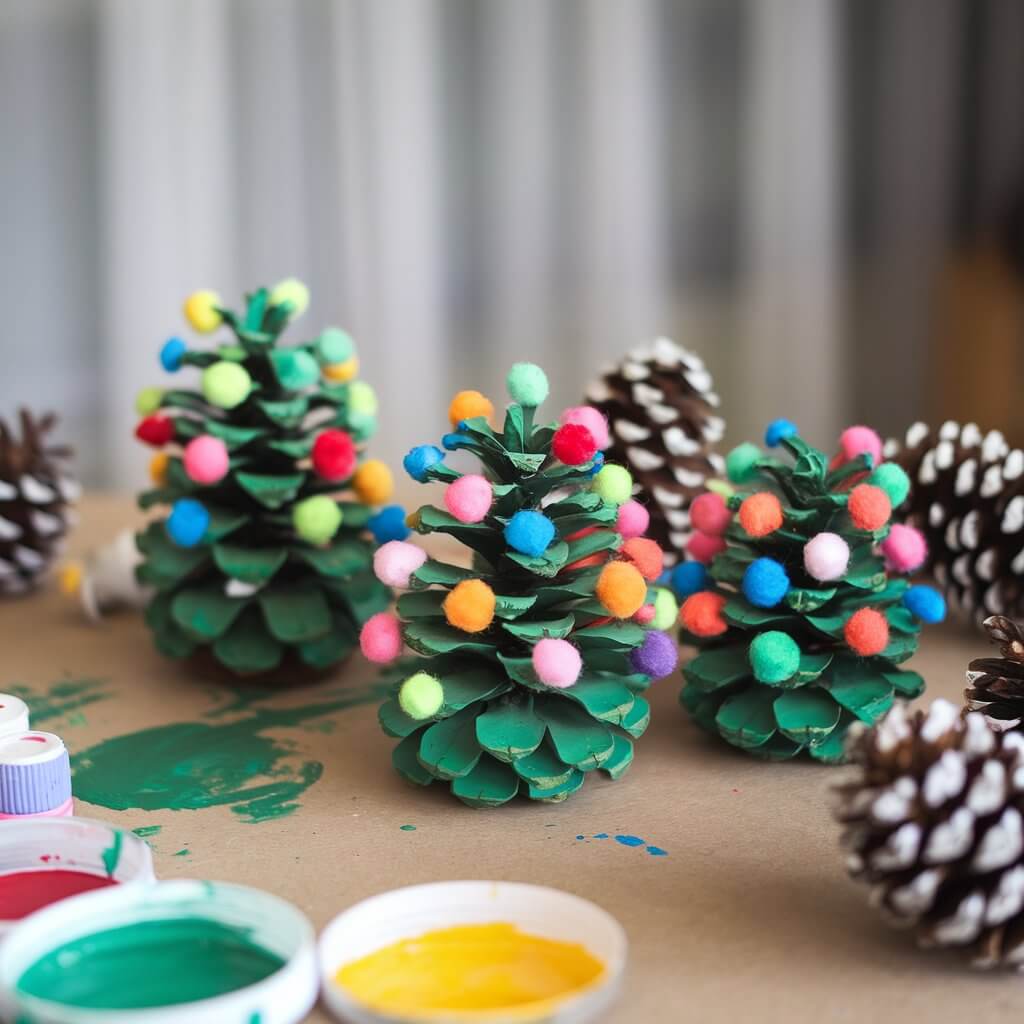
1;494;1017;1023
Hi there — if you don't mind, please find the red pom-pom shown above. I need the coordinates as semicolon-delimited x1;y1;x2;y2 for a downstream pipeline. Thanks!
135;414;175;447
312;429;357;481
686;531;726;564
844;607;889;656
680;591;728;637
848;484;891;532
621;537;664;581
552;423;598;466
690;492;731;536
738;492;784;537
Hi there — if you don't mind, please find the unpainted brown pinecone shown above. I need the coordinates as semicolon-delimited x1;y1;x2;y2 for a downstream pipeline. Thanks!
835;699;1024;968
0;410;77;595
885;419;1024;622
966;615;1024;731
584;337;724;565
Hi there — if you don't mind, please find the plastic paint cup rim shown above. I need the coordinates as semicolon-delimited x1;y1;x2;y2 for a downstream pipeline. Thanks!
318;879;628;1024
0;879;318;1024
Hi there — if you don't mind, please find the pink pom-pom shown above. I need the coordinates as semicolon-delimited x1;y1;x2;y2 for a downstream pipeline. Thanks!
373;540;427;588
690;492;731;536
803;532;850;582
686;531;726;564
839;425;883;468
634;604;656;625
532;637;582;688
183;435;229;485
881;523;928;573
616;500;650;540
359;612;402;663
559;406;610;450
444;474;493;524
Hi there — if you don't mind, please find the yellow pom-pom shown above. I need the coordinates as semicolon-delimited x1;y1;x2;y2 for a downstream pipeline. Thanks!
448;390;494;428
149;452;170;486
135;387;163;416
323;356;359;383
183;290;223;333
596;560;647;619
443;579;496;633
269;277;310;317
58;562;83;597
353;459;393;505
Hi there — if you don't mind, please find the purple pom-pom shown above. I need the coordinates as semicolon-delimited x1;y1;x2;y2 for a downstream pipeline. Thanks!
629;630;678;679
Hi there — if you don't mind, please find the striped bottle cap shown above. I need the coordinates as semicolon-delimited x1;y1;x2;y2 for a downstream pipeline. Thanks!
0;731;72;815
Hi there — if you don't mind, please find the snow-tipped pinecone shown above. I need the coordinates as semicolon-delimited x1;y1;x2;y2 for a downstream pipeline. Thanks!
966;615;1024;732
884;419;1024;622
584;337;724;565
835;699;1024;968
0;410;77;595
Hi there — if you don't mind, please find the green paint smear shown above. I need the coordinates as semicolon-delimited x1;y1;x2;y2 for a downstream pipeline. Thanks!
7;678;110;725
174;849;190;857
399;824;416;831
16;918;283;1010
132;825;162;838
101;830;123;876
72;682;389;824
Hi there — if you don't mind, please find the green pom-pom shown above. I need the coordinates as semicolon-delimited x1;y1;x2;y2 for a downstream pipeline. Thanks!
269;277;310;317
869;463;910;508
705;478;735;500
202;361;252;409
271;349;320;390
135;387;163;415
726;443;762;484
217;344;247;362
293;495;342;545
316;327;355;365
651;588;678;631
506;363;549;406
399;672;444;720
749;630;800;684
592;464;633;505
348;380;379;416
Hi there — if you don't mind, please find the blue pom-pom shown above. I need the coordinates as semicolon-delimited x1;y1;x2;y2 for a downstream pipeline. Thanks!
442;432;465;451
368;505;410;544
742;557;790;608
403;445;444;483
670;561;708;598
587;451;605;477
160;337;187;373
166;498;209;548
504;510;555;557
903;585;946;624
765;418;798;447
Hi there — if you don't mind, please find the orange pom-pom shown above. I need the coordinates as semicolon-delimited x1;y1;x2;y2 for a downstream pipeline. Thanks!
738;492;784;537
620;537;664;582
847;484;891;531
595;561;647;619
679;591;728;637
448;390;494;428
844;607;889;656
443;579;496;633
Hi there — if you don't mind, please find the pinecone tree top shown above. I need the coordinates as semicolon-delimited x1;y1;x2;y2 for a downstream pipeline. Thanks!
835;699;1024;968
362;363;678;808
966;615;1024;731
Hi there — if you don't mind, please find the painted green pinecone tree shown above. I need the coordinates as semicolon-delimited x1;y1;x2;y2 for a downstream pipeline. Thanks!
361;364;678;807
678;420;946;762
133;281;394;676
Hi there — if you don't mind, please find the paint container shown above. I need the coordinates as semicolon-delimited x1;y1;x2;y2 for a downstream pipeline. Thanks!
319;881;627;1024
0;880;318;1024
0;730;73;820
0;694;30;739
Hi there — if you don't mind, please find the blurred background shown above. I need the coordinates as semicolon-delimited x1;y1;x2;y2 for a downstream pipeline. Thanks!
1;0;1022;489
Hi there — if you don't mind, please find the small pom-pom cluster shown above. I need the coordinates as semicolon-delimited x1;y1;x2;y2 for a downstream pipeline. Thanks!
749;631;800;683
596;560;647;619
202;361;252;410
629;630;678;679
559;406;609;450
135;414;175;447
685;532;726;564
504;510;555;557
803;532;850;582
311;429;357;481
293;495;342;545
403;444;444;482
183;435;229;485
838;425;882;468
680;591;727;637
880;523;927;573
742;557;790;608
552;423;598;466
690;492;731;536
591;464;633;506
399;672;444;720
670;561;709;598
160;337;186;372
445;475;493;524
448;389;494;428
373;541;427;589
506;363;549;406
352;460;393;505
868;462;910;508
764;418;798;447
443;578;496;633
615;500;649;539
738;492;783;538
620;537;663;582
726;442;761;484
532;638;582;688
166;498;209;548
903;584;946;623
844;607;889;656
847;483;891;531
359;612;403;663
367;505;410;544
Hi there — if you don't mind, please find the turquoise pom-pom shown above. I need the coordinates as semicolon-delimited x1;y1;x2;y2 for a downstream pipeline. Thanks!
160;337;187;373
504;510;555;557
587;451;605;477
368;505;410;544
404;445;444;482
742;557;790;608
903;585;946;624
726;442;762;484
765;419;798;447
271;349;320;390
670;562;708;598
749;631;800;684
869;463;911;508
316;327;355;366
506;363;549;407
166;498;209;548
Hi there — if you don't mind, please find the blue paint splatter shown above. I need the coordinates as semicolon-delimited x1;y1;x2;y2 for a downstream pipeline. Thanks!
575;832;667;857
646;846;668;857
575;835;585;840
614;835;645;848
594;832;609;839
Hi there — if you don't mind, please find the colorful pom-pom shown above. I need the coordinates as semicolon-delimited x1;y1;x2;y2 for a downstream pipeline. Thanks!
560;406;610;450
316;327;355;366
690;492;731;536
311;429;357;482
348;380;378;416
359;612;403;664
588;452;605;477
552;423;598;466
881;523;928;573
160;337;187;372
616;500;649;539
448;390;494;428
844;607;889;656
403;445;444;483
596;561;647;619
353;460;393;505
765;419;798;447
903;585;946;624
445;474;493;524
323;357;359;383
738;492;784;537
269;277;310;317
670;561;709;598
367;505;410;544
399;672;444;720
630;630;678;679
135;414;175;447
532;638;582;688
726;442;762;484
685;531;726;565
183;435;229;485
202;361;252;409
679;591;728;637
803;532;850;582
293;495;342;545
166;498;209;548
592;464;633;506
749;631;800;683
183;290;222;333
651;588;679;631
848;483;891;532
868;463;911;508
506;363;549;406
135;387;163;416
505;509;555;557
742;557;790;608
634;604;656;625
621;537;664;582
148;452;169;487
271;349;320;390
443;579;496;633
838;425;883;469
373;540;427;588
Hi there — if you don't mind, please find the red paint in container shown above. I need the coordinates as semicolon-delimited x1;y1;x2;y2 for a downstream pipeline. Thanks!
0;870;117;921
